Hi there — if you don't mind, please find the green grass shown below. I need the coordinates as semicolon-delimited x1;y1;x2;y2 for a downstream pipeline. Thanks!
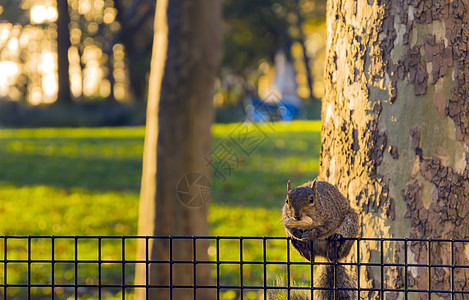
0;120;322;299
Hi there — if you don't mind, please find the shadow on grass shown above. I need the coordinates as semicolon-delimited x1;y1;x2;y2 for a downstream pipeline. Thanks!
211;169;319;209
0;129;321;202
0;138;143;193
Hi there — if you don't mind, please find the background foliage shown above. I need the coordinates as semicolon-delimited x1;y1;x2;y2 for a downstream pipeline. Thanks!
0;0;326;125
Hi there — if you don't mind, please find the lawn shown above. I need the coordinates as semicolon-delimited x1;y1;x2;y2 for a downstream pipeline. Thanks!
0;121;322;299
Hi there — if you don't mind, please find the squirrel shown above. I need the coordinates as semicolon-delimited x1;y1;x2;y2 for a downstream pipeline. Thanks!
281;179;359;299
282;179;359;262
313;264;357;299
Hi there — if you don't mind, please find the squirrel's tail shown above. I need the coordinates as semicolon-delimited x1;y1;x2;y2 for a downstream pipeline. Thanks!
267;276;312;299
268;264;356;300
313;264;357;300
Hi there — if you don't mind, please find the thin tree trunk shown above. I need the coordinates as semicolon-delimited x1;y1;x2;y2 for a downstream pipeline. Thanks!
296;0;314;100
103;36;116;104
56;0;72;104
321;0;469;298
114;0;154;101
135;1;222;299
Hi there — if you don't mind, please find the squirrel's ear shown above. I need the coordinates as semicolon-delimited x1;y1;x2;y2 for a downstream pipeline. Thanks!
287;180;291;192
310;179;317;191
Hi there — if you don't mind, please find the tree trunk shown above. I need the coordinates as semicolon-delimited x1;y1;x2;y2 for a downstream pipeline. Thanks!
56;0;72;104
321;0;469;299
113;0;154;102
134;1;222;299
295;0;314;100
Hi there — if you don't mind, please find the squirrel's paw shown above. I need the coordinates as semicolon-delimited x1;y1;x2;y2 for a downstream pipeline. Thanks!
301;229;318;241
327;233;344;241
288;228;304;240
326;234;344;260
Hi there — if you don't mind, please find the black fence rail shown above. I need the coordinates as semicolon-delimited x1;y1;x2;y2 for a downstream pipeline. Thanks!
0;236;468;299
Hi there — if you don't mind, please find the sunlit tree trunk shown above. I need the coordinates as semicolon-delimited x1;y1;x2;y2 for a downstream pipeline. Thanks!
321;0;469;298
56;0;72;104
134;1;222;299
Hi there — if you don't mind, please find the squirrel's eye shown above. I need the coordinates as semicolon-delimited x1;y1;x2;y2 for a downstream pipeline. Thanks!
309;196;314;204
285;197;288;204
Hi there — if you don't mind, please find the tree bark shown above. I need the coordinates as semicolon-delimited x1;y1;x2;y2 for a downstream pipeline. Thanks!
56;0;72;104
134;1;222;299
321;0;469;298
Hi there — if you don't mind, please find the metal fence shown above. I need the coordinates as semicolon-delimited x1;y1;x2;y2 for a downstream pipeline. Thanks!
0;236;468;299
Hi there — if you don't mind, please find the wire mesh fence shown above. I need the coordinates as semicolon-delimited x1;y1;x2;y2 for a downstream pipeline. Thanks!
0;236;468;299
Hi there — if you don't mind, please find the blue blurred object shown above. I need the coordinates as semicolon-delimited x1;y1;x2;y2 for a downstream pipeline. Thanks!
246;50;301;122
247;96;299;122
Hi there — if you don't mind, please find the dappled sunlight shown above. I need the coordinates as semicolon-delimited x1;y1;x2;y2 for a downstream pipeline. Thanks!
68;46;82;97
291;42;311;98
0;0;132;104
0;61;20;97
0;23;59;103
103;7;117;24
30;5;57;24
112;43;129;100
39;51;58;103
6;36;19;53
82;44;104;97
0;23;10;42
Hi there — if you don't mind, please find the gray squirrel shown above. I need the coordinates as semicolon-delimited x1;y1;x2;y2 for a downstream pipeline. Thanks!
282;179;359;299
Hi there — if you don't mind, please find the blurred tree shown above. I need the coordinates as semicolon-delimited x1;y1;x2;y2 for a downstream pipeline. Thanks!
222;0;296;91
135;1;222;299
1;0;28;24
295;0;314;99
321;0;469;297
56;0;72;104
114;0;155;102
220;0;326;104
